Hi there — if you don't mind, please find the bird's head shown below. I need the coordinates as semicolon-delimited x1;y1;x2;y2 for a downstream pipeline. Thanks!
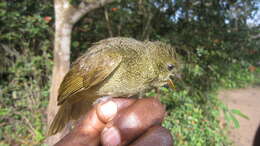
146;41;181;89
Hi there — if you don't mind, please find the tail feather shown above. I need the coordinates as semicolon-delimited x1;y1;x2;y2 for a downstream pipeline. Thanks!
47;98;93;136
48;104;72;136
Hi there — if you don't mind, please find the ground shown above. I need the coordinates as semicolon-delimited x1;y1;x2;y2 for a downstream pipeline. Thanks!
219;86;260;146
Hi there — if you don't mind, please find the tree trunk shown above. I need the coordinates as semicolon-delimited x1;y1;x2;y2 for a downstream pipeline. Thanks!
46;0;116;145
46;24;72;144
46;1;73;144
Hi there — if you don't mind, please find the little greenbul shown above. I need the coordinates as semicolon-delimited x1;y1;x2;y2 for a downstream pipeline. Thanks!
48;37;180;136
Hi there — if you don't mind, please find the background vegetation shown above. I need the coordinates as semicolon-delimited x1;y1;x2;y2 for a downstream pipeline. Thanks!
0;0;259;145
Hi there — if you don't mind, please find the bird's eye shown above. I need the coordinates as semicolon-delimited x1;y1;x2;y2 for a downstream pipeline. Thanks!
167;64;175;71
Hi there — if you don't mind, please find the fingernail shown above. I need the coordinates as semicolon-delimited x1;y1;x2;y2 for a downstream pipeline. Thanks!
100;101;117;121
102;127;121;146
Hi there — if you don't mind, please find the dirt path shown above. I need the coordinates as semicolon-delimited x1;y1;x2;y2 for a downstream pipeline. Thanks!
219;87;260;146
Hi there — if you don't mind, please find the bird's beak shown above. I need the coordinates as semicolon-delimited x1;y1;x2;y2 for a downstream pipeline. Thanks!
167;79;175;90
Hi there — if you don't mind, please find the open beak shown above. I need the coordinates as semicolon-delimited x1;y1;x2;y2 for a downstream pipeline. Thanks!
167;79;175;90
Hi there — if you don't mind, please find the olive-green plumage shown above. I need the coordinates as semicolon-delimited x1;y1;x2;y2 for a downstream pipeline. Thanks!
48;37;179;136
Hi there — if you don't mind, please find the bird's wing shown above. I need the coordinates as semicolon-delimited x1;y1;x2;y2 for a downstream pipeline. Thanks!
57;49;122;105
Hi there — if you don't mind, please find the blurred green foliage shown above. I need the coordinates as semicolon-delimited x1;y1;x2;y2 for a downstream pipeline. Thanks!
162;90;231;146
0;1;53;145
0;0;259;145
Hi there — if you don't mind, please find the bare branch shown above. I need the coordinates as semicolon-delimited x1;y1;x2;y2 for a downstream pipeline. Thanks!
141;13;153;40
71;0;116;24
140;1;153;40
104;7;113;37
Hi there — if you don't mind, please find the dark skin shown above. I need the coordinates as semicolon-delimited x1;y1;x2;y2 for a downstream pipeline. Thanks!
55;98;173;146
253;125;260;146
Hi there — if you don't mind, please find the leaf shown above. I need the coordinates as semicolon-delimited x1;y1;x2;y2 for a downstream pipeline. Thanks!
223;112;231;126
72;41;79;47
231;109;249;120
0;108;10;116
230;113;240;128
160;87;169;92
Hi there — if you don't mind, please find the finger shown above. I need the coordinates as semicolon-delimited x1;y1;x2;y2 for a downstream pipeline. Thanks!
101;98;165;146
54;108;103;146
74;98;136;143
55;98;136;146
78;98;136;133
94;98;137;146
129;126;173;146
96;98;137;123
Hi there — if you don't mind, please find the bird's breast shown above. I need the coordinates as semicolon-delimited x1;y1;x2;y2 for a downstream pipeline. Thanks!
96;66;153;97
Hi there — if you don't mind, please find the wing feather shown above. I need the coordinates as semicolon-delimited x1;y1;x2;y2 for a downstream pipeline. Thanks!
57;49;122;105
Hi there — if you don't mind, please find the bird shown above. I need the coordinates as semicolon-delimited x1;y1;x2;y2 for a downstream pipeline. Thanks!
48;37;180;136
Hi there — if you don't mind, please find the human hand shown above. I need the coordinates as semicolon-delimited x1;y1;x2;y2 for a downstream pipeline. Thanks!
54;98;173;146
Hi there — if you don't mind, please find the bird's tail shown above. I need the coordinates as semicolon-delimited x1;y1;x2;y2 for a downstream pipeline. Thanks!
47;103;72;136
